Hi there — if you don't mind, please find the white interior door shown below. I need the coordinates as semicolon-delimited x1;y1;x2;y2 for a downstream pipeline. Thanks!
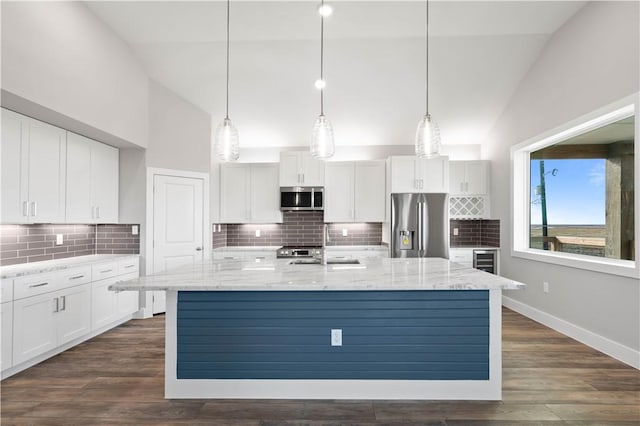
153;175;204;314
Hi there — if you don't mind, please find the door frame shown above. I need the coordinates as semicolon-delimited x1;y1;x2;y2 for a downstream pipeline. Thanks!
141;167;210;318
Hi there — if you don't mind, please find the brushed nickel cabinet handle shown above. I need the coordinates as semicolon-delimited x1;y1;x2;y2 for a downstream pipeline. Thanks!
29;282;49;288
70;275;85;280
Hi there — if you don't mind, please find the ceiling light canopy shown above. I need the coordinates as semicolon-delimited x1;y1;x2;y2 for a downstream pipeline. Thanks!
214;0;239;162
415;0;441;158
310;0;335;159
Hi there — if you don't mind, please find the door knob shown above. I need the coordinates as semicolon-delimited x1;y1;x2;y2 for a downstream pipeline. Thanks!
195;247;203;251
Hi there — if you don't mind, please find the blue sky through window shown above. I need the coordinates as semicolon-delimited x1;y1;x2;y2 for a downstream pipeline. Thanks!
530;159;606;225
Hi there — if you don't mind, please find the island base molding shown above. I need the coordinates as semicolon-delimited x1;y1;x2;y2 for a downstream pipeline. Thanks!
165;289;503;400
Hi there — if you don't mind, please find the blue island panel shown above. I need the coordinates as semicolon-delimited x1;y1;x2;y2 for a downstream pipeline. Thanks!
177;290;489;380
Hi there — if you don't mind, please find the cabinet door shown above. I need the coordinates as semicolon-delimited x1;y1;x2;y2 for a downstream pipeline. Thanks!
1;302;13;371
13;292;57;365
417;156;449;193
389;156;418;193
465;161;488;194
66;133;93;222
220;164;250;223
57;284;91;346
91;141;119;223
325;162;354;222
449;161;467;195
300;153;325;186
279;151;302;186
1;109;29;223
91;278;118;330
27;118;66;223
355;161;386;222
250;164;282;223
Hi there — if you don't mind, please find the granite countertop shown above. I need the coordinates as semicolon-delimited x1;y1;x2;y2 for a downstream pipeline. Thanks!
0;254;139;279
110;257;524;292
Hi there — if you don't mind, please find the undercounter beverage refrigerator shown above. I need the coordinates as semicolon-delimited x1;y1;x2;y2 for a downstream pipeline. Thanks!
390;193;449;259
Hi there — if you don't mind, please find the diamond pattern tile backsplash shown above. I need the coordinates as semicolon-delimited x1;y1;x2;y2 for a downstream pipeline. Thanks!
0;224;140;266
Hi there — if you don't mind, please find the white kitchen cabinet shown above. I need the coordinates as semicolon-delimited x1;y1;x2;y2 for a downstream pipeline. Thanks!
55;284;91;346
449;161;489;195
91;276;119;330
449;248;474;267
1;302;13;371
279;151;325;186
12;291;58;365
220;163;282;224
325;161;385;223
389;156;449;193
1;109;66;224
66;132;119;223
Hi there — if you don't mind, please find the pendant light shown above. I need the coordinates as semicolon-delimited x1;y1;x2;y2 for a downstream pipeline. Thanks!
310;0;335;159
214;0;239;162
415;0;441;158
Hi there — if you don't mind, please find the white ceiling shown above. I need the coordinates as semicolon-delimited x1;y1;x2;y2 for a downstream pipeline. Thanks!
86;1;586;148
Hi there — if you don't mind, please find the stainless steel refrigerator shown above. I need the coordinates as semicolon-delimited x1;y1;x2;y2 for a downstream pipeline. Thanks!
390;193;449;258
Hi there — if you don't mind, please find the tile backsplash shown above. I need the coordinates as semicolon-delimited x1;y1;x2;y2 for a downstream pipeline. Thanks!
215;212;383;247
0;224;140;266
449;219;500;247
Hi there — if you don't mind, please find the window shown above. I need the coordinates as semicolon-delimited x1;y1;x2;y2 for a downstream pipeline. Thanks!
512;97;638;278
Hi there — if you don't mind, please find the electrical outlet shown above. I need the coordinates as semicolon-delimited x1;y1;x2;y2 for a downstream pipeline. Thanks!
342;229;348;237
331;329;342;346
255;229;261;237
543;282;549;293
55;234;63;245
131;225;139;235
453;228;459;236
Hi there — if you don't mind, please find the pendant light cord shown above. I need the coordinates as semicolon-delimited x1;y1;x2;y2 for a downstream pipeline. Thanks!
225;0;230;119
320;0;325;116
425;0;429;114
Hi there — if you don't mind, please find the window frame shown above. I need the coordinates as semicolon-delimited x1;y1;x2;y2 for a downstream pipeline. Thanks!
511;94;639;278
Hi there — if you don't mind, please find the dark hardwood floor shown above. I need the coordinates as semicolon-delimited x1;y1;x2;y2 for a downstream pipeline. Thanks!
1;308;638;425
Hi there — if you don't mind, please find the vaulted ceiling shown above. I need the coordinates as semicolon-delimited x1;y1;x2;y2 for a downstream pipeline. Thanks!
86;1;586;148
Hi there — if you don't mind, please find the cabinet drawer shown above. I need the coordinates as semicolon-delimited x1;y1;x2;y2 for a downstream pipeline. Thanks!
58;265;92;288
118;257;139;275
115;271;138;285
92;262;119;281
0;278;13;303
13;272;59;300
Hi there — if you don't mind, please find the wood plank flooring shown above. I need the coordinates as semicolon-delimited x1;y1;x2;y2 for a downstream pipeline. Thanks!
1;308;638;425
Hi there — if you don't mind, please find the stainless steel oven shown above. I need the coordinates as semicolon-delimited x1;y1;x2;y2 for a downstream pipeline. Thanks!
280;187;323;211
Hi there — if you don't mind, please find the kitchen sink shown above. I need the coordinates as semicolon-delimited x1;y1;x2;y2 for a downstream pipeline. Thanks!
288;259;361;265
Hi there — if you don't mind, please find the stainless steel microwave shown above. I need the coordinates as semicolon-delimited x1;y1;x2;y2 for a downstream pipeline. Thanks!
280;187;323;211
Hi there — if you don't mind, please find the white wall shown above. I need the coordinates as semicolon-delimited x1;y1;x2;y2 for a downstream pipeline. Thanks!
483;2;640;360
147;80;212;173
1;1;148;148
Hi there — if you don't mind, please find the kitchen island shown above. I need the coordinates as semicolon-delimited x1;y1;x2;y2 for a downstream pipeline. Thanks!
111;257;524;400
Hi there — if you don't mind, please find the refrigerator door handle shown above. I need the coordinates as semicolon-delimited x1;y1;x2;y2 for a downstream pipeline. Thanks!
417;202;424;255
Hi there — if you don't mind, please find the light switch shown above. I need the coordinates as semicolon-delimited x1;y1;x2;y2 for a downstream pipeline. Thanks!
255;229;261;237
342;229;348;237
55;234;63;245
453;228;459;236
132;225;139;235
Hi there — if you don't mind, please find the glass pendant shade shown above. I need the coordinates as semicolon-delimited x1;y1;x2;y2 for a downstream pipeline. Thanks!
415;113;441;158
311;114;335;159
214;117;239;162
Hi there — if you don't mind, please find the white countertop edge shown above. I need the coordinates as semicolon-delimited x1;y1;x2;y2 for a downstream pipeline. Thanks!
1;254;140;279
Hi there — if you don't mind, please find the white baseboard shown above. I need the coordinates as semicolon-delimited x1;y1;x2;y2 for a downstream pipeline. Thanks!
502;296;640;370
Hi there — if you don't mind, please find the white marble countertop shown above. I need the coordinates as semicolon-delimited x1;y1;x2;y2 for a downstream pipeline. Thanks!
0;254;139;279
212;245;388;252
110;257;524;292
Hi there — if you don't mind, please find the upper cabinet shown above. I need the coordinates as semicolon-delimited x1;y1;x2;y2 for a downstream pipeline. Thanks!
279;151;325;187
66;132;119;223
1;109;67;223
389;156;449;193
325;161;386;223
1;108;119;225
449;161;489;195
220;163;282;224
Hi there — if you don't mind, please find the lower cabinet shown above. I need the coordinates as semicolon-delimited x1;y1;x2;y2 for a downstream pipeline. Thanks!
12;284;91;366
1;302;13;371
3;256;140;377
